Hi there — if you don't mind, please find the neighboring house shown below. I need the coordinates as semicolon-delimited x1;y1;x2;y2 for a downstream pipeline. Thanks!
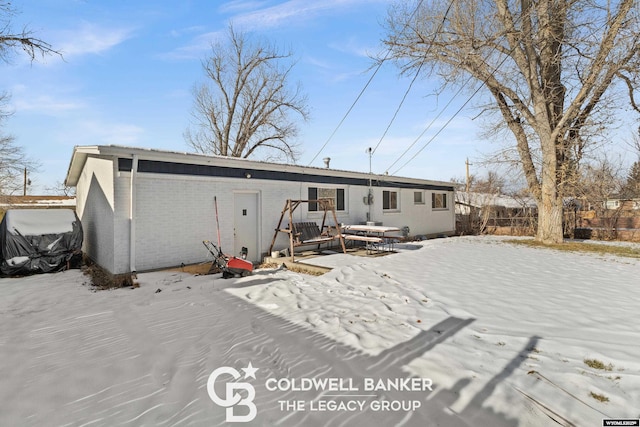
455;192;537;235
64;145;456;275
0;195;76;218
577;196;640;235
455;192;537;218
603;197;640;211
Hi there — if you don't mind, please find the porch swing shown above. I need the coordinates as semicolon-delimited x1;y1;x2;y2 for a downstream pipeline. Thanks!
268;199;346;262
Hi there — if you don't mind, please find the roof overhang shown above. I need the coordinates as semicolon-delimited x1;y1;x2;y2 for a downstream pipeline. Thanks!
64;144;456;190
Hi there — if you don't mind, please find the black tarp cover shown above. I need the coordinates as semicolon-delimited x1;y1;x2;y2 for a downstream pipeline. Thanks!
0;209;83;276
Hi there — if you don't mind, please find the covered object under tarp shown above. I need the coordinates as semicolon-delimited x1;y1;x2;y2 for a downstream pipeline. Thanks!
0;209;83;276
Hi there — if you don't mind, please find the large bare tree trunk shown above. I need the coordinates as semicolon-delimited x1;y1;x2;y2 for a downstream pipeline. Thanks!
538;180;564;243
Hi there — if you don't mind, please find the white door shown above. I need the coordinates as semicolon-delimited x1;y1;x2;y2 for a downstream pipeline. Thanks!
234;192;259;262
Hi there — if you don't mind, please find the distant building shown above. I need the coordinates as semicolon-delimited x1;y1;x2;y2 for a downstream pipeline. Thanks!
602;197;640;211
455;192;537;218
0;195;76;217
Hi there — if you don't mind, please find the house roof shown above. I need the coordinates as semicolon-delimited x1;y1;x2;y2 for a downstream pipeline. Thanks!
65;145;456;191
0;195;76;208
455;192;537;209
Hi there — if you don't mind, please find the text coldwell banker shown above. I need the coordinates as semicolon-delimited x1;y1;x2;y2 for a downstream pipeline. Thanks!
265;377;433;392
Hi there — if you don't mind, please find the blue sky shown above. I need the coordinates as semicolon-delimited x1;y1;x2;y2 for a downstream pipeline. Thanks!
2;0;637;194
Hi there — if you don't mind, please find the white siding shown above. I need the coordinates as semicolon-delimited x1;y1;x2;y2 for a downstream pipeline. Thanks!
73;150;455;274
75;156;116;272
113;172;132;274
131;174;219;271
119;176;454;273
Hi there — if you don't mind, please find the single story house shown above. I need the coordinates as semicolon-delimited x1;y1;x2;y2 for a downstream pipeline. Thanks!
602;196;640;211
65;145;455;275
455;191;537;218
0;195;76;218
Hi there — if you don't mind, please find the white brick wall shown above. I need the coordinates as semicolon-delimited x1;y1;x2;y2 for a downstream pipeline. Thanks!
78;156;454;274
113;173;132;274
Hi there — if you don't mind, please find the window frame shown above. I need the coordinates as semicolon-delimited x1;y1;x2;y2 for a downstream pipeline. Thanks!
383;190;400;211
308;187;346;212
431;192;449;210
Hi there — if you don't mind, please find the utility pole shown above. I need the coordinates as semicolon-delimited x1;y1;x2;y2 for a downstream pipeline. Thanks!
465;158;472;193
23;167;27;196
367;147;372;221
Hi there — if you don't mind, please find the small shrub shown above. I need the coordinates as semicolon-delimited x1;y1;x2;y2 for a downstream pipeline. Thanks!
589;391;609;402
83;263;133;289
584;358;614;371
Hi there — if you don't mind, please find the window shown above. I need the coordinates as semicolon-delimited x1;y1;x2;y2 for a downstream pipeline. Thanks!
414;191;424;205
432;193;448;209
308;187;345;211
605;200;620;210
383;190;398;210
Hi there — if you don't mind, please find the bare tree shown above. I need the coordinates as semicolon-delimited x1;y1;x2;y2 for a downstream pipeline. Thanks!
1;1;60;63
0;94;36;195
576;155;625;239
621;126;640;198
622;161;640;198
185;25;309;162
44;180;76;196
382;0;640;243
1;2;59;196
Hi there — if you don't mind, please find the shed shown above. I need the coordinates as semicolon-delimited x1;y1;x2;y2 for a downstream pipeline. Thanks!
64;145;456;275
0;209;83;276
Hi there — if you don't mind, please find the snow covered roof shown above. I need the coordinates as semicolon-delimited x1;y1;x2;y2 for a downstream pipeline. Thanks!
455;192;537;209
0;196;76;208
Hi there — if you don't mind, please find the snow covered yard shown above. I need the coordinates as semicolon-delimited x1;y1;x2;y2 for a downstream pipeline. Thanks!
0;236;638;426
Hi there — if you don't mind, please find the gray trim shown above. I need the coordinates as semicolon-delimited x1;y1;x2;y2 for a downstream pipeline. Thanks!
117;158;455;192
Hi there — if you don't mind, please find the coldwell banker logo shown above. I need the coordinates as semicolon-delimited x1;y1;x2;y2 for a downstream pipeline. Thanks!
208;362;433;423
207;362;258;422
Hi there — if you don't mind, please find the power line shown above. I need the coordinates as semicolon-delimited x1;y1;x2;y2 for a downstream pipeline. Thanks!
390;82;485;175
371;60;425;156
384;79;471;174
386;8;528;175
306;0;426;167
306;63;383;166
372;0;456;156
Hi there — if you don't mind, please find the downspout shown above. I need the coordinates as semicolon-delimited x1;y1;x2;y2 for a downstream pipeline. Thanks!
129;154;138;274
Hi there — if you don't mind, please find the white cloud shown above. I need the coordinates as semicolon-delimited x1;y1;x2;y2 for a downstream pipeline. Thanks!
233;1;334;30
169;25;207;38
94;122;145;145
328;37;380;59
14;95;85;115
163;0;391;60
56;22;134;58
303;56;366;83
159;30;224;60
9;85;85;116
304;55;332;70
218;0;269;14
232;0;391;30
55;120;145;146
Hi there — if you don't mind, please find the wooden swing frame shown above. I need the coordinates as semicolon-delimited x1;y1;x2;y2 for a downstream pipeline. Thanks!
268;199;346;262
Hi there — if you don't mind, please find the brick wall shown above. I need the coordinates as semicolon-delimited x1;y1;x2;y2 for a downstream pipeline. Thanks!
82;161;455;274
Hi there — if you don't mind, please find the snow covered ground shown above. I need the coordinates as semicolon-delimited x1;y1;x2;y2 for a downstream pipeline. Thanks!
1;236;638;426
